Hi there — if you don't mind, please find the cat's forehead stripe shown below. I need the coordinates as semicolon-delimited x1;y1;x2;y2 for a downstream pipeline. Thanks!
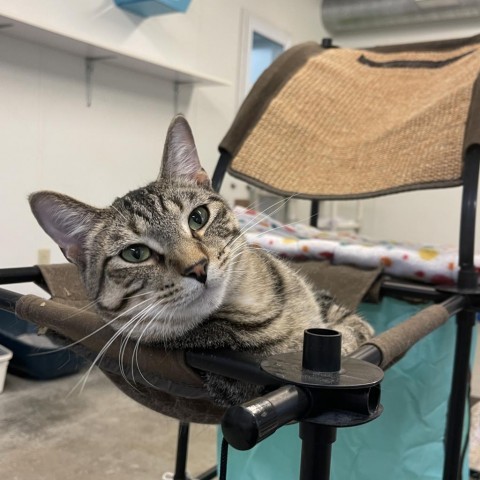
118;183;224;215
169;196;184;211
207;194;223;203
130;206;153;223
156;194;168;212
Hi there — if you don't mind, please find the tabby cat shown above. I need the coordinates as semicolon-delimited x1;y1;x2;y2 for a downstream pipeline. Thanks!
29;115;373;406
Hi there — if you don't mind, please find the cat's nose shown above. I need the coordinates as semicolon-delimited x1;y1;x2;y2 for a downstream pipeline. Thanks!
182;258;208;284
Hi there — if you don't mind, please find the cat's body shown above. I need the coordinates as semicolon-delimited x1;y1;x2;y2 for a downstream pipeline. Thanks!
29;115;373;406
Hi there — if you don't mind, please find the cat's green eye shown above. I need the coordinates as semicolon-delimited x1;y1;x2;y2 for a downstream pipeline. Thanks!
189;206;209;231
120;244;152;263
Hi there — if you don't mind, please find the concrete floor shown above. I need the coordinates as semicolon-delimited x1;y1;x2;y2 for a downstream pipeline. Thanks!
0;368;217;480
3;362;479;480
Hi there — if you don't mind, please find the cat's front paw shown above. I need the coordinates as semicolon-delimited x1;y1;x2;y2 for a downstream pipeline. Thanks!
337;315;374;355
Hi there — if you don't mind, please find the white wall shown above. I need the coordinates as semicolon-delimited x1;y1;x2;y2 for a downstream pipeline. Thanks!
0;0;322;290
2;0;478;268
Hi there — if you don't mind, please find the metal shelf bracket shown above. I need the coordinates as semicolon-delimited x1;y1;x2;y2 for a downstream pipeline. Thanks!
85;55;116;107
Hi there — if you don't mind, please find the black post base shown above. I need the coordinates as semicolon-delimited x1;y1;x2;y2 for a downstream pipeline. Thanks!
299;423;337;480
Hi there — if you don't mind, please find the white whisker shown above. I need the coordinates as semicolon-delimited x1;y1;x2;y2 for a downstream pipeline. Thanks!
132;302;169;388
67;312;142;397
119;300;160;388
238;194;298;236
229;194;298;246
254;213;317;238
31;293;155;356
224;196;296;254
111;205;128;222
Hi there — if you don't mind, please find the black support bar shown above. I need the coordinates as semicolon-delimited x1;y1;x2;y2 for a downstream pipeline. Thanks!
443;309;476;480
186;350;277;386
173;422;190;480
458;146;480;285
381;278;447;301
212;152;231;193
0;266;42;285
310;200;320;227
442;145;480;480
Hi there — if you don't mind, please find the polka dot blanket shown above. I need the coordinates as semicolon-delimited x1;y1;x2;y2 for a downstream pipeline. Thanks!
235;206;477;286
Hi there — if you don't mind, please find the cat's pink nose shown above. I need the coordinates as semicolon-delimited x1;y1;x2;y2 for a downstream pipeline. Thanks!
182;258;208;284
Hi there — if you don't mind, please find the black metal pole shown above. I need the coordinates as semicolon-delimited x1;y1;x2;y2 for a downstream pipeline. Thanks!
443;309;475;480
443;146;480;480
174;422;190;480
196;466;217;480
310;200;320;227
297;329;343;480
381;277;447;301
212;152;231;193
299;423;337;480
0;266;42;285
458;147;480;279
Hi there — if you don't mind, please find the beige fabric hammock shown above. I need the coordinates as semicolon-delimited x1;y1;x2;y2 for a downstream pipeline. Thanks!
220;34;480;199
13;263;381;424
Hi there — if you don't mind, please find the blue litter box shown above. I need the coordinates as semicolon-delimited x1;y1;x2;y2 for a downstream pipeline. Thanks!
0;310;86;380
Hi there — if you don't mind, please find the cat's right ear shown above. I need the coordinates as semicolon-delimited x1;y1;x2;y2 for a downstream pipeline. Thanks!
158;115;211;188
29;192;99;267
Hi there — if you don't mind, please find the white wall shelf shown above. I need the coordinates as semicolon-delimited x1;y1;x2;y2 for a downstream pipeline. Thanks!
0;12;229;86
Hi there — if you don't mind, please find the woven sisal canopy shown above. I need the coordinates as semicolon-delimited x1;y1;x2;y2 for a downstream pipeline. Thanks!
220;35;480;199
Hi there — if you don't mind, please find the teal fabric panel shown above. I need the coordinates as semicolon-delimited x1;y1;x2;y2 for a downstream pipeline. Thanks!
219;297;470;479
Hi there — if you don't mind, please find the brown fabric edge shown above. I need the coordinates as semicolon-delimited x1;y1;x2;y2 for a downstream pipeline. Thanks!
15;294;228;422
38;263;90;308
294;261;383;311
227;168;462;201
463;72;480;154
219;42;323;158
14;294;206;392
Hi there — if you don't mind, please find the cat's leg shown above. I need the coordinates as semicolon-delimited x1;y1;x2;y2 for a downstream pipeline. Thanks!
315;290;374;355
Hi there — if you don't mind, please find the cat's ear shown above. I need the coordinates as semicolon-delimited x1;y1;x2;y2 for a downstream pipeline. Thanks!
29;191;99;267
159;115;211;188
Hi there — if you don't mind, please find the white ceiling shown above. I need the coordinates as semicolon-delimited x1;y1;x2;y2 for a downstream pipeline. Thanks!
323;0;480;32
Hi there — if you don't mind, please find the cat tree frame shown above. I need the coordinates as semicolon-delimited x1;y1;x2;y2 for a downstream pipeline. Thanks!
2;35;480;479
0;150;477;480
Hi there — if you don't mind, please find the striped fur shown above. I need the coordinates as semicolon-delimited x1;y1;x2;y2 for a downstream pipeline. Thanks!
29;115;373;406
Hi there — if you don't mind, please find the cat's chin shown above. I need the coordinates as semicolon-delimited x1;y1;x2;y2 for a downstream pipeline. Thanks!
127;278;227;342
